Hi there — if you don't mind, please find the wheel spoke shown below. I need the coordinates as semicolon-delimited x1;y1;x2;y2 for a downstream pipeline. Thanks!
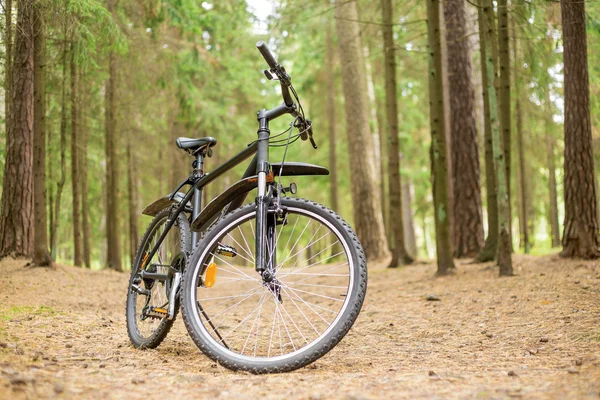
185;205;357;362
210;253;259;282
279;284;345;303
280;286;320;335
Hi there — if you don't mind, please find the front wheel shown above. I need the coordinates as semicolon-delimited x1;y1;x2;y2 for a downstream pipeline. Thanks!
180;198;367;373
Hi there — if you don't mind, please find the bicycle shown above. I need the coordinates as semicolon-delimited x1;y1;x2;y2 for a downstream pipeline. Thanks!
125;41;367;373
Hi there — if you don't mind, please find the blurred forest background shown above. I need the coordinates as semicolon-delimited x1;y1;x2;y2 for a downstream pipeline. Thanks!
0;0;598;272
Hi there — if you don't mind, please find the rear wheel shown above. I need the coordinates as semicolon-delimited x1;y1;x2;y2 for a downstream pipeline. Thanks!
181;197;367;373
126;208;190;349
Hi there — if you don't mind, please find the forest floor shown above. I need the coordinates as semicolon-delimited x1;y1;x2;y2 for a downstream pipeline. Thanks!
0;254;599;399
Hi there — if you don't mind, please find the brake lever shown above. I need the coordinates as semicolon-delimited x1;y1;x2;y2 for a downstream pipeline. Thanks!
263;69;279;81
306;121;317;149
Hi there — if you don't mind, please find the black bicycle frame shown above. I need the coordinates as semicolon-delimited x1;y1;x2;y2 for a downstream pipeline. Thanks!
139;103;297;277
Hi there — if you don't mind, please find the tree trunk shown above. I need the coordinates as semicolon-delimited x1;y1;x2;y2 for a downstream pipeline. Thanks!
370;50;389;238
515;87;529;253
421;213;430;259
70;41;83;267
80;80;91;268
381;0;412;267
426;0;455;274
4;0;12;136
325;18;338;221
32;4;52;266
402;182;417;258
325;18;342;258
0;0;34;258
545;90;560;248
334;0;390;261
498;0;512;234
476;0;498;262
481;0;512;275
513;17;529;253
127;140;139;264
364;39;386;240
440;0;454;249
105;0;122;271
51;33;68;259
444;0;484;258
559;0;599;258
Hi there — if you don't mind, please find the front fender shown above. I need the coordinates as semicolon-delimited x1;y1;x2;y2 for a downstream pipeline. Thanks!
190;162;330;232
142;192;190;217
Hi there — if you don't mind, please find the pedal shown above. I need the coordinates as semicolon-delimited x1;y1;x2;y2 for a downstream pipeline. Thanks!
216;244;237;258
145;306;168;319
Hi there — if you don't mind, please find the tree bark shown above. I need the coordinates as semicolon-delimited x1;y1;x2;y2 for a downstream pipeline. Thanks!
4;0;12;136
440;0;454;248
498;0;512;233
476;0;498;262
559;0;599;258
334;0;390;261
515;85;529;253
369;48;389;238
426;0;455;274
127;139;139;264
444;0;484;258
364;37;386;239
513;17;529;253
70;41;83;267
51;32;68;259
326;20;338;216
545;89;560;248
402;182;417;258
105;0;122;271
481;0;512;275
80;79;91;268
32;3;52;266
325;18;343;258
381;0;412;266
0;0;34;258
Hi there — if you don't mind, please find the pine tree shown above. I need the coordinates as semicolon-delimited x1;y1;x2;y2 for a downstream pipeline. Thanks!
32;2;52;266
559;0;599;258
382;0;413;266
426;0;455;274
0;0;35;259
444;0;484;258
334;0;390;261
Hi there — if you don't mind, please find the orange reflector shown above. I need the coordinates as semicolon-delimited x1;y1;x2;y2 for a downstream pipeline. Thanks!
205;262;217;288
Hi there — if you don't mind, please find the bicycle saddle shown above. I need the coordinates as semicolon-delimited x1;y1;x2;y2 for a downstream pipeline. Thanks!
176;137;217;153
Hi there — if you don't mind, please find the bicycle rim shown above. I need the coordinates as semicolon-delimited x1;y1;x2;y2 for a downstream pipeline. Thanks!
188;205;355;362
132;215;183;339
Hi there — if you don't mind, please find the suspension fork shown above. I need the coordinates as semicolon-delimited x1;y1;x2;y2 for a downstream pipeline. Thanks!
255;109;270;276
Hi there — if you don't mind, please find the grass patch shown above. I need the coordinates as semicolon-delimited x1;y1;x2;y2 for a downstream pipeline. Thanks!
572;332;600;342
0;305;58;321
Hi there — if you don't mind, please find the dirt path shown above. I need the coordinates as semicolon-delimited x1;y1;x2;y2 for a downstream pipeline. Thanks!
1;255;599;399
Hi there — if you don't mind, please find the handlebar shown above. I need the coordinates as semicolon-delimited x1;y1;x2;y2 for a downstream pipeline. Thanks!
256;41;278;69
256;41;316;148
256;41;294;107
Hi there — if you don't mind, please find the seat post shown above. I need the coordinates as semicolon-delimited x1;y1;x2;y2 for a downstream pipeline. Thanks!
191;153;204;247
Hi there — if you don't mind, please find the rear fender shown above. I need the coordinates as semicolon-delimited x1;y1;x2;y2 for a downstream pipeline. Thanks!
142;192;190;217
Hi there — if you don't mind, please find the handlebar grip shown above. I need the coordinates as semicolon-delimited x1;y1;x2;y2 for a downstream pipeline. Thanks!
256;41;278;69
